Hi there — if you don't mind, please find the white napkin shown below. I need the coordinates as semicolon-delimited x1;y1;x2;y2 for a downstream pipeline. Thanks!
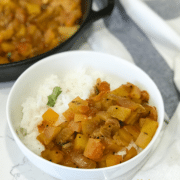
120;0;180;70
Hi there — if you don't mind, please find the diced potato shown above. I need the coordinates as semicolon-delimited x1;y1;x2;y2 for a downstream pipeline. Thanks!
141;90;149;102
99;124;112;138
74;114;88;122
84;138;105;161
86;107;99;117
41;148;64;164
139;118;148;128
71;153;96;169
107;105;131;121
92;91;107;102
111;95;145;113
97;153;110;168
68;96;89;113
129;83;141;99
59;0;81;13
26;3;41;15
124;111;140;125
113;129;133;147
16;24;26;37
96;111;111;121
37;126;62;145
74;134;89;151
103;138;123;153
43;126;62;143
56;127;74;145
131;98;142;104
68;120;82;132
42;0;49;4
81;118;99;135
105;119;120;135
27;24;37;35
65;9;82;27
141;105;158;121
42;108;59;125
0;28;14;41
149;106;158;121
17;42;32;57
37;120;49;133
97;160;107;168
62;108;75;121
0;57;9;64
133;122;141;132
10;51;21;62
1;43;15;52
58;26;79;38
94;101;102;110
141;118;158;137
135;132;152;149
101;97;114;110
0;0;11;5
118;129;134;144
10;18;20;30
110;84;131;97
123;147;137;162
15;8;26;23
45;141;55;149
44;29;55;44
50;39;59;49
113;133;129;147
106;154;122;167
63;157;77;168
123;125;140;140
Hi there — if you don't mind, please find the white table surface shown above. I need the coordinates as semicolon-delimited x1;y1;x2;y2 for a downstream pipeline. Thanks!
0;81;59;180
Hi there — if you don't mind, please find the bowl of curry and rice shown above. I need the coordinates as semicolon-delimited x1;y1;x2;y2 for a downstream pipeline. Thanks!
6;51;164;180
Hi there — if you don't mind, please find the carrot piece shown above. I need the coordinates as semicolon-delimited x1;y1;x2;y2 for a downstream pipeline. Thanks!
98;81;110;93
84;138;105;161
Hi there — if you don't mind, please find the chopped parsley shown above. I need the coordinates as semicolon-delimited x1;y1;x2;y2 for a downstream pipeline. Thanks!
20;128;27;136
47;86;62;107
7;52;11;59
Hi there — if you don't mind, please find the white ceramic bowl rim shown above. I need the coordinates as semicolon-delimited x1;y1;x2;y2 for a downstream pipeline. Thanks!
6;50;164;173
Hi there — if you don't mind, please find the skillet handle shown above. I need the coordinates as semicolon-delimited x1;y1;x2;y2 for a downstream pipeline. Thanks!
88;0;115;22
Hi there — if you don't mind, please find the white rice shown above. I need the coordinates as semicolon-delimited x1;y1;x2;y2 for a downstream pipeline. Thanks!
19;68;122;155
115;141;142;158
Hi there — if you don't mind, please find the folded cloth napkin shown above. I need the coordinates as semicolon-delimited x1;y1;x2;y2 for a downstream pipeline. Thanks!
72;0;180;179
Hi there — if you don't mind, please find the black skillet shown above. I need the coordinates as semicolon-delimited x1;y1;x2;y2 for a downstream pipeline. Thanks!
0;0;114;82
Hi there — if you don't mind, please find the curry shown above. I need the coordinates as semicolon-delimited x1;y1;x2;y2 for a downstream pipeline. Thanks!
0;0;82;64
36;79;158;169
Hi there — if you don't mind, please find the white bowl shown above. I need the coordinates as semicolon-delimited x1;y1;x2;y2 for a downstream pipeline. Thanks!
6;51;164;180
